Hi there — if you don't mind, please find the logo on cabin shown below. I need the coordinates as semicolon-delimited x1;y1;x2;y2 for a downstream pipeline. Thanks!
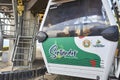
93;40;105;47
83;39;91;48
49;44;78;59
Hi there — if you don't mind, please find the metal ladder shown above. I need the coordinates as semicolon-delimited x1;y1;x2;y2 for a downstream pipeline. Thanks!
12;35;35;69
11;18;37;70
0;0;36;70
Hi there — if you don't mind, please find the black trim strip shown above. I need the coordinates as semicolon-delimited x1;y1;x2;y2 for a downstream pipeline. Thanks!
0;66;47;80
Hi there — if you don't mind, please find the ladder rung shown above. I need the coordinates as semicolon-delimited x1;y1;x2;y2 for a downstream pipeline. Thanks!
0;18;14;19
3;35;16;39
19;42;31;44
0;3;12;6
0;10;13;13
17;47;30;49
0;24;15;26
19;39;32;41
14;59;28;61
20;36;33;39
19;40;31;41
16;53;29;55
3;30;16;32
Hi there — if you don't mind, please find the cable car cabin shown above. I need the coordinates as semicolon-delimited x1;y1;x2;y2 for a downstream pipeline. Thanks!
36;0;119;80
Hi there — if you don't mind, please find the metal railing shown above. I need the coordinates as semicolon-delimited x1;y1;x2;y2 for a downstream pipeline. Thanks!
11;18;37;70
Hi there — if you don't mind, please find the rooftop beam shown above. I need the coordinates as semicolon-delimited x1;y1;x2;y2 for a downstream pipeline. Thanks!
26;0;37;10
0;10;13;13
0;3;12;6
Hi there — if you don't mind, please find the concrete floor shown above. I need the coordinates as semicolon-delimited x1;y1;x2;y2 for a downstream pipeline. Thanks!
35;74;91;80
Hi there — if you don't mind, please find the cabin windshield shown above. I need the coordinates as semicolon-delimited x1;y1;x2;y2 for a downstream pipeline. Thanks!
43;0;110;37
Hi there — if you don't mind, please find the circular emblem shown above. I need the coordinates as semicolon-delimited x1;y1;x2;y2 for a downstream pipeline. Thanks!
83;39;91;48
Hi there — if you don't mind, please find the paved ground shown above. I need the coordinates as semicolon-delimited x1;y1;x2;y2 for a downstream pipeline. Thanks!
35;74;91;80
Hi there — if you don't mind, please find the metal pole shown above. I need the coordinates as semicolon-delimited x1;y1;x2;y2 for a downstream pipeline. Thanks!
12;0;18;35
102;0;117;25
0;19;3;50
39;0;52;31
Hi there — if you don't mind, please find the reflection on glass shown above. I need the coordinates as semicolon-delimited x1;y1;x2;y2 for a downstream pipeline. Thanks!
43;0;110;37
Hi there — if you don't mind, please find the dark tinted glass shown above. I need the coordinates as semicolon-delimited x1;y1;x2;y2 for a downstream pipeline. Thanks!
43;0;110;37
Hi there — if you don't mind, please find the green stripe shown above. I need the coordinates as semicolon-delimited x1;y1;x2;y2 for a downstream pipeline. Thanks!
42;37;101;67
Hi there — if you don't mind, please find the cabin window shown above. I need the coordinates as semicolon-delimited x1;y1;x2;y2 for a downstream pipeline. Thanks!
43;0;110;37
